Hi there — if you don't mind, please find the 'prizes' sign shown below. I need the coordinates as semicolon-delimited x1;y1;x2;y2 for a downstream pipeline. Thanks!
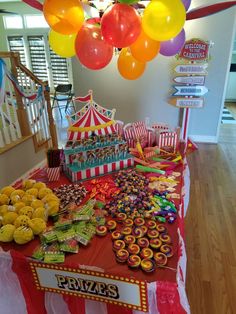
30;263;148;312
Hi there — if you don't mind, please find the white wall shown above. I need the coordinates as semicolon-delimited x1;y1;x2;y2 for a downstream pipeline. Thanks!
72;1;236;142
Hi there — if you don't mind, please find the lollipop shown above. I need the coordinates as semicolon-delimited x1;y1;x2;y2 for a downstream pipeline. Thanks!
121;226;132;236
146;220;157;230
127;255;141;268
132;227;144;239
156;224;167;233
107;220;117;231
149;238;162;250
140;247;154;259
116;213;127;222
124;218;134;227
137;237;150;248
134;217;145;227
141;258;155;273
96;225;108;236
116;249;129;263
113;239;125;251
124;235;136;245
154;252;168;266
160;244;173;257
111;230;123;241
141;225;148;235
127;243;140;255
147;229;159;239
159;234;172;244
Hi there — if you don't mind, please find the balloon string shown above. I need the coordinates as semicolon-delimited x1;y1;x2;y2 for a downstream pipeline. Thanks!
186;1;236;20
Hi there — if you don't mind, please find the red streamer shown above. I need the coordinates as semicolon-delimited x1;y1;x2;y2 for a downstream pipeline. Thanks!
186;1;236;20
22;0;43;12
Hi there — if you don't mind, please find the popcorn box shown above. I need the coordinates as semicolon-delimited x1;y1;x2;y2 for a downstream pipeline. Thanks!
47;167;60;182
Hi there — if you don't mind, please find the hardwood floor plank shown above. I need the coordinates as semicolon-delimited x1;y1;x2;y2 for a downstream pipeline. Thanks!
186;138;236;314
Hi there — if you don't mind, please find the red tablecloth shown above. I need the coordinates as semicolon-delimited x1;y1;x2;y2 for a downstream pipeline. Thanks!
0;165;190;314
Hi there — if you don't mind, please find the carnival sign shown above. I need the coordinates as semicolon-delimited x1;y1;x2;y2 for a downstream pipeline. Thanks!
178;38;209;61
173;76;206;86
172;85;208;97
30;263;148;312
174;64;208;75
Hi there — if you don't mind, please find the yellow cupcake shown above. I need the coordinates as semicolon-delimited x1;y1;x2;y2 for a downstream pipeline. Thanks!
31;199;44;210
25;188;38;198
0;205;9;216
22;179;36;190
32;207;48;221
29;218;46;235
10;189;25;199
13;202;26;213
0;186;15;197
13;226;34;244
21;194;35;206
0;194;10;206
38;188;53;199
33;182;46;190
42;193;59;204
14;215;31;228
19;206;34;218
0;224;16;242
2;212;18;225
46;201;60;216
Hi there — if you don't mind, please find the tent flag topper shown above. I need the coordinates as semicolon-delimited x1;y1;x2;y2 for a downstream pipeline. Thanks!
30;262;148;312
169;38;211;109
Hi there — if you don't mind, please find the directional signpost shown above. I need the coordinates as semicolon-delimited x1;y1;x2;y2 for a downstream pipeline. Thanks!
168;38;211;145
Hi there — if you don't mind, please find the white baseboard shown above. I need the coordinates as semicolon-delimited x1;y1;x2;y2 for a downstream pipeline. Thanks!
11;159;47;188
189;135;218;143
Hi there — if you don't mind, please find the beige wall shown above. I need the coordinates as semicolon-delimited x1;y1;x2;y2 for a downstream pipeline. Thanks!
0;138;46;188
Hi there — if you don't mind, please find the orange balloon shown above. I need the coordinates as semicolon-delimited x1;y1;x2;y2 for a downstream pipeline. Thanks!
130;30;160;62
43;0;84;35
117;48;146;80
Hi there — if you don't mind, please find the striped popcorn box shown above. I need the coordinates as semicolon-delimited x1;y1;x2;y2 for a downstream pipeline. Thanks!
47;167;60;182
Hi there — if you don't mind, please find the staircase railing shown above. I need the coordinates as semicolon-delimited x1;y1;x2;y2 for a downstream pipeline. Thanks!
0;51;58;151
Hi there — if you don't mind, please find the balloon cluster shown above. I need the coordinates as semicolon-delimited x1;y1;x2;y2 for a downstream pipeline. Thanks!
44;0;191;80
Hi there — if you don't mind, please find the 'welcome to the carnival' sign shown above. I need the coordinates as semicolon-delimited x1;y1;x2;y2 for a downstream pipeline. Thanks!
30;263;148;312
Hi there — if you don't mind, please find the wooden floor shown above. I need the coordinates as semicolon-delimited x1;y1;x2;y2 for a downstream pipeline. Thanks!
225;102;236;120
186;126;236;314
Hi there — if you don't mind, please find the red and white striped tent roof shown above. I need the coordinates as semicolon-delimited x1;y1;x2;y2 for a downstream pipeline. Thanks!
68;102;116;141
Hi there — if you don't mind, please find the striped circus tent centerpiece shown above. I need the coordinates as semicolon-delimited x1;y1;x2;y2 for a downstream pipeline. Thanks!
67;90;117;141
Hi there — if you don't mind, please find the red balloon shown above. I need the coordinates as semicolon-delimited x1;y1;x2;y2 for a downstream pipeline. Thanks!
101;3;141;48
75;23;113;70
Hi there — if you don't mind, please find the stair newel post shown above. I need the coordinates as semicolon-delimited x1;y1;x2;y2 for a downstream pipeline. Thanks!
44;83;58;148
10;52;31;136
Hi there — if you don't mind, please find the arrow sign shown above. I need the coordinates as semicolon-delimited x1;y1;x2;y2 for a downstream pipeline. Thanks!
175;64;208;75
175;98;204;108
172;85;208;96
173;76;206;86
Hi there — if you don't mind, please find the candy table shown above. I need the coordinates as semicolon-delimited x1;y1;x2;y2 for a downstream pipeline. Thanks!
0;162;190;314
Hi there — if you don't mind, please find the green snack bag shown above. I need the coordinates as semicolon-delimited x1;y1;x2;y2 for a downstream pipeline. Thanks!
55;227;76;242
32;244;46;261
60;239;79;253
44;252;65;263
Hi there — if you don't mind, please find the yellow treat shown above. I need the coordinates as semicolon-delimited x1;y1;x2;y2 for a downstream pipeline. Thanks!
0;224;16;242
31;199;44;210
2;212;18;225
0;186;15;197
19;206;34;218
11;189;25;199
10;195;21;204
0;205;9;216
14;215;31;228
38;188;53;199
13;226;34;244
42;193;59;204
33;182;46;190
32;207;48;221
13;202;26;213
26;188;38;198
46;201;60;216
29;218;46;235
21;194;35;206
22;179;36;190
0;194;10;206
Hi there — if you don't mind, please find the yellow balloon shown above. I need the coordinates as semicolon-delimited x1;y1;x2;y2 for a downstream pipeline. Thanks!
142;0;186;42
117;48;146;80
49;30;76;57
